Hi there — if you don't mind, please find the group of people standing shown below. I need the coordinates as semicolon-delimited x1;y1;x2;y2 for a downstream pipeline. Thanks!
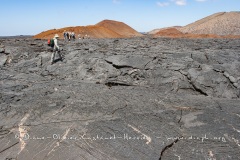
63;31;75;41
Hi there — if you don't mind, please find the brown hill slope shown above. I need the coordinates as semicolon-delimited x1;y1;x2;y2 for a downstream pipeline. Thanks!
34;25;123;39
154;28;240;39
34;20;141;39
148;26;182;35
96;20;142;37
179;12;240;35
154;28;184;37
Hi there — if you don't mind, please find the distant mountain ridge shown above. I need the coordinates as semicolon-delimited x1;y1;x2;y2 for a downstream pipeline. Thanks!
0;35;33;39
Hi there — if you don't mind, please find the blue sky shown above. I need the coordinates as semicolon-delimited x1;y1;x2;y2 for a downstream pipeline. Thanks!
0;0;239;36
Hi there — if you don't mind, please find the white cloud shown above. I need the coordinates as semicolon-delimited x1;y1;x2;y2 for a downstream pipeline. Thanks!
157;2;170;7
195;0;207;2
171;0;187;6
157;0;188;7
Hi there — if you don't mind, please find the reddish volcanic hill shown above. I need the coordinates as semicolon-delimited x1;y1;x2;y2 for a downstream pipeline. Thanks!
148;26;182;35
34;26;122;39
96;20;142;37
34;20;142;39
154;28;240;39
154;28;184;37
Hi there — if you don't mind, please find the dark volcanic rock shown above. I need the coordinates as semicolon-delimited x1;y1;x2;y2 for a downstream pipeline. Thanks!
0;47;5;53
0;55;7;66
0;37;240;160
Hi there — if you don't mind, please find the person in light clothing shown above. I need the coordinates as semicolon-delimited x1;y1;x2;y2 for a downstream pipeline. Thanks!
51;34;63;64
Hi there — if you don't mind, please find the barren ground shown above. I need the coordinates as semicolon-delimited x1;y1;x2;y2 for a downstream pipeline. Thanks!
0;37;240;160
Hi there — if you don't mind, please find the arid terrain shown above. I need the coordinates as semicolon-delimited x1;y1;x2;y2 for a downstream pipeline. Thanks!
151;12;240;39
1;10;240;160
35;12;240;40
148;26;182;35
34;20;142;39
0;36;240;160
179;12;240;35
153;28;240;39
